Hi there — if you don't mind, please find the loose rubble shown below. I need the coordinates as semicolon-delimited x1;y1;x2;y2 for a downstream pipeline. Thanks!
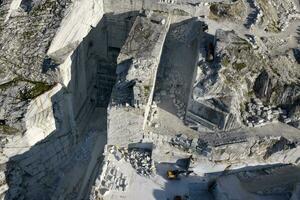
128;149;153;177
0;0;300;200
243;96;300;127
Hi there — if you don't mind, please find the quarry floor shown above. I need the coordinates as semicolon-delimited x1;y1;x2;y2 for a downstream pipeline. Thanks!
57;108;107;199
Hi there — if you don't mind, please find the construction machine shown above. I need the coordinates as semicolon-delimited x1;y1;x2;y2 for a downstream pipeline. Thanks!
167;155;194;180
166;169;193;180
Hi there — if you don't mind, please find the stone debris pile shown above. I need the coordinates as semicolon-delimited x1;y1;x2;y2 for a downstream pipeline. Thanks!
93;161;128;196
170;134;195;152
106;145;154;177
243;98;291;127
128;148;153;177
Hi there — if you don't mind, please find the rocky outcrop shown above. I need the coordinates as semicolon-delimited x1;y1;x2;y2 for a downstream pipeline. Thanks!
209;0;246;22
289;104;300;127
186;30;258;131
0;0;299;199
169;123;300;166
0;0;107;198
108;12;170;146
47;0;104;62
253;70;273;101
256;0;299;32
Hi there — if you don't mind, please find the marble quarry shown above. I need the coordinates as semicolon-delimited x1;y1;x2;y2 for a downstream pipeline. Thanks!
0;0;299;200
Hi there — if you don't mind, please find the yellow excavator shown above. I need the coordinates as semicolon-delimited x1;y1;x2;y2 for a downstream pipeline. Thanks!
167;170;181;180
167;155;194;180
167;170;193;180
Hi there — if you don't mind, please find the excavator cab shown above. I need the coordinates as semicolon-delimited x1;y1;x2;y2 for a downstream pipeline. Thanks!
167;170;178;180
167;156;194;180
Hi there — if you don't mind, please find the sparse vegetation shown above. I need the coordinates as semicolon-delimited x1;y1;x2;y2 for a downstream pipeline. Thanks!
0;125;19;135
232;38;252;51
209;0;245;21
0;78;20;90
0;76;54;99
221;55;230;67
266;20;281;33
20;81;54;100
247;90;255;98
30;0;58;16
256;0;281;32
172;9;189;16
233;62;247;71
144;85;151;97
22;30;36;40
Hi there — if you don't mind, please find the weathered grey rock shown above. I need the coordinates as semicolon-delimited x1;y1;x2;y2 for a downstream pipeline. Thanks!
253;70;273;101
0;0;299;199
108;13;170;145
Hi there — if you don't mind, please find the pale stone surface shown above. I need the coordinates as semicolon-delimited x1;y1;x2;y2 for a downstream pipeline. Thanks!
47;0;104;61
108;13;170;147
0;0;300;199
5;0;22;22
1;84;62;161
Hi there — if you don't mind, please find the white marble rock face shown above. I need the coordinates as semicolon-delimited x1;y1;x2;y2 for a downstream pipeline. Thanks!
0;0;300;199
